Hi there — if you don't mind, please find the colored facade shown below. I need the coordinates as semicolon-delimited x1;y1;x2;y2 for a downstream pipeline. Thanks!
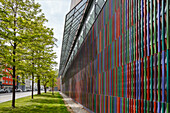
0;76;2;88
0;68;17;88
60;0;170;113
55;77;61;91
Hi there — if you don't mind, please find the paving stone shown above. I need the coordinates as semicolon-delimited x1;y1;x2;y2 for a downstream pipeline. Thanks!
59;92;90;113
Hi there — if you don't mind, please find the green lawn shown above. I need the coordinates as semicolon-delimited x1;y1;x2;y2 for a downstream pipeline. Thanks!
0;92;70;113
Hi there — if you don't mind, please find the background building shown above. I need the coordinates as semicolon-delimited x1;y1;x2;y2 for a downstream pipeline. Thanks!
1;68;17;89
55;77;61;91
18;76;32;91
0;75;3;88
70;0;81;10
0;69;3;88
59;0;170;112
25;78;31;90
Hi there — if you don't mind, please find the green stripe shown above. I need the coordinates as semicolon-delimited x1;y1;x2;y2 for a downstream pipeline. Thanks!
162;103;165;113
141;1;144;58
167;0;169;49
154;0;157;53
120;67;122;97
162;0;165;50
150;0;153;55
122;35;124;65
158;52;161;102
115;69;116;96
134;0;136;61
116;40;118;67
167;103;169;113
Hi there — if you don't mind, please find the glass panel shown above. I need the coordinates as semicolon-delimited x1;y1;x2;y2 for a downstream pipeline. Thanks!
95;4;101;15
66;9;75;20
75;0;87;10
97;0;105;8
65;16;73;26
75;2;86;13
60;0;106;76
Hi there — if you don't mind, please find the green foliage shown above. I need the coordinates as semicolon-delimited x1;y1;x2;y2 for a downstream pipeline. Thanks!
45;69;58;88
0;92;70;113
0;0;58;84
0;0;58;107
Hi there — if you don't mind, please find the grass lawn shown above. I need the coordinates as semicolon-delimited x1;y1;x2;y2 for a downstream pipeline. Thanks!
0;92;70;113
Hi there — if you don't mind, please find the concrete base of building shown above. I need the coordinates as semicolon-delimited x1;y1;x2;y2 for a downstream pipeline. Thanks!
59;91;91;113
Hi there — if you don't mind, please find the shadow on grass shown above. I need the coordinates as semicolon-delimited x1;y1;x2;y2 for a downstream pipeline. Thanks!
39;93;63;99
0;92;70;113
30;98;65;104
1;104;69;113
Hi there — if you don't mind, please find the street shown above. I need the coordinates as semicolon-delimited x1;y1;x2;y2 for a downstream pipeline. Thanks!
0;91;44;103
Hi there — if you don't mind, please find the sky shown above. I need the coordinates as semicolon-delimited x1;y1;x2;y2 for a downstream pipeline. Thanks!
35;0;71;69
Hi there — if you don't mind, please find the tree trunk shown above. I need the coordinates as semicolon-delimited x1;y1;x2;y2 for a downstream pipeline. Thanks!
52;87;54;95
32;72;34;99
44;85;47;93
12;1;17;107
37;76;41;95
12;74;15;108
52;78;54;95
12;43;16;108
44;76;47;93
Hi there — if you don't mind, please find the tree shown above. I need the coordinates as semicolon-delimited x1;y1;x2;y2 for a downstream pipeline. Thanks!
21;25;57;97
32;27;57;95
41;67;57;93
0;0;46;107
46;69;58;95
35;43;57;95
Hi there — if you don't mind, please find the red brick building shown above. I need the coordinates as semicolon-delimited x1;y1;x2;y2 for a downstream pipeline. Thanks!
1;68;17;88
55;77;61;91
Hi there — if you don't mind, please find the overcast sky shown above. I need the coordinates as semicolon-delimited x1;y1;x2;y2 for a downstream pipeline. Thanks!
35;0;71;69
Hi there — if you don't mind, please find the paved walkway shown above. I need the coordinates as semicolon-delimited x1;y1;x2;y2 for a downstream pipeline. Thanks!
0;91;44;103
59;92;90;113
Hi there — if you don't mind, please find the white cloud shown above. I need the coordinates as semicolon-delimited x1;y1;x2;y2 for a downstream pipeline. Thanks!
35;0;71;69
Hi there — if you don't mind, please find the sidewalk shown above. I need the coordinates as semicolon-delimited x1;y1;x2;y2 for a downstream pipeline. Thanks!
0;91;44;103
59;92;90;113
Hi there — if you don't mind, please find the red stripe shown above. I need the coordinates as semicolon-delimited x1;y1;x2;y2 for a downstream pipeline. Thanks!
120;36;122;66
127;64;129;98
131;0;133;25
117;38;119;67
113;69;115;96
109;0;111;19
134;61;136;99
134;99;136;113
154;102;157;113
110;45;111;69
117;97;120;113
107;46;108;70
108;21;109;45
105;25;107;48
112;16;114;42
130;63;131;98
